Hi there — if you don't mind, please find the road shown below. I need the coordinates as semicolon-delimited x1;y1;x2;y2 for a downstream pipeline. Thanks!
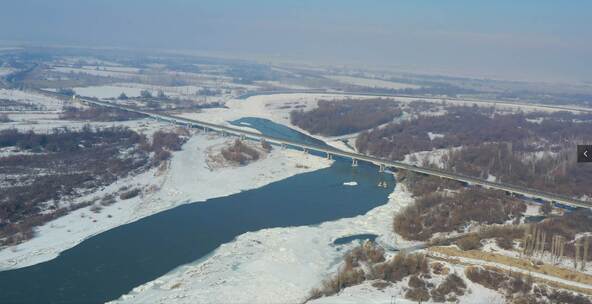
61;94;592;210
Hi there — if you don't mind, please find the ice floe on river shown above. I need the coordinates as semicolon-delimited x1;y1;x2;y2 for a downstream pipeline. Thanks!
112;184;420;304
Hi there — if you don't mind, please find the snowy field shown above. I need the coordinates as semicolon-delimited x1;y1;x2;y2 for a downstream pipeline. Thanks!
0;89;65;112
113;184;421;304
52;66;139;79
0;133;332;270
72;85;148;99
327;75;421;90
308;269;505;304
70;82;240;103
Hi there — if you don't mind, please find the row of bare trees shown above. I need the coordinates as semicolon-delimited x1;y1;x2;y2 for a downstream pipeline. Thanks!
522;222;592;271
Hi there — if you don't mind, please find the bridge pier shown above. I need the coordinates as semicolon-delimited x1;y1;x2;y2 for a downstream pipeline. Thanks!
352;158;358;167
240;134;246;141
303;148;309;154
222;131;227;137
379;163;385;173
280;143;286;150
326;153;333;160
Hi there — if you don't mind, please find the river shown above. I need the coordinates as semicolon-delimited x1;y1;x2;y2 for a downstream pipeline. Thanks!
0;118;394;303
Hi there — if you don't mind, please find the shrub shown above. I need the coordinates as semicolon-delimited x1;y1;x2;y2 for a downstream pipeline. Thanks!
465;266;505;290
221;140;260;165
374;253;429;283
548;290;592;304
100;194;116;206
307;243;432;301
408;275;426;289
308;267;365;300
394;185;525;241
540;201;553;215
261;139;272;152
465;266;531;295
60;106;144;121
345;240;385;269
478;225;525;240
140;90;152;98
456;234;482;251
405;287;430;302
496;236;514;250
0;127;150;244
119;188;141;200
431;262;449;275
152;131;185;152
431;273;466;302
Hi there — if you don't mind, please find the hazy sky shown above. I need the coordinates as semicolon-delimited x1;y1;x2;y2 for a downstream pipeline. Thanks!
1;0;591;82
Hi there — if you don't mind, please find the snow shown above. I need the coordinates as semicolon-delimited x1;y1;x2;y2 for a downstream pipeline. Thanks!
343;181;358;186
176;93;386;152
254;80;311;90
308;273;505;304
0;67;15;77
175;92;580;156
427;131;444;141
524;204;542;216
308;281;412;304
71;82;237;103
111;184;421;304
0;116;151;133
430;249;592;291
0;133;332;270
179;93;380;127
402;147;459;169
520;150;557;162
72;85;147;99
0;89;64;112
326;75;421;90
81;66;141;73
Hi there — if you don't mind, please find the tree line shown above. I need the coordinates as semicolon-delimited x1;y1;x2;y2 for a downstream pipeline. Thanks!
291;99;402;136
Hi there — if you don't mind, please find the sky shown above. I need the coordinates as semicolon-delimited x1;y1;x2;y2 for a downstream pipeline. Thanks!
1;0;591;83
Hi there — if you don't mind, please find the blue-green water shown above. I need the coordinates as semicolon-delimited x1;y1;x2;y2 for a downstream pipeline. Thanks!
333;233;378;245
230;117;327;148
0;118;394;304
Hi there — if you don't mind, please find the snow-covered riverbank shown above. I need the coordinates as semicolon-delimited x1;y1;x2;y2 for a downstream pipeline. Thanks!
176;93;378;152
112;184;420;304
0;133;332;270
176;92;587;155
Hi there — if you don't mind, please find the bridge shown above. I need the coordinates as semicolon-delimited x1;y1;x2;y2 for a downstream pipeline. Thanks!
67;94;592;209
